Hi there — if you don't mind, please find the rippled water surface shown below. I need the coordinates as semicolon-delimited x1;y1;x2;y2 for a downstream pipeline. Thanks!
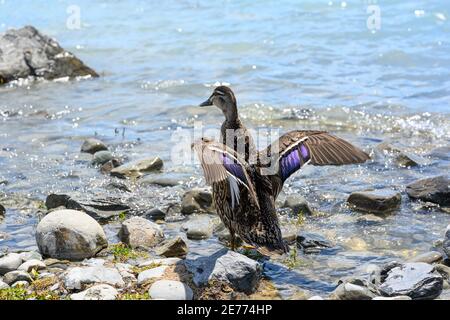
1;0;449;298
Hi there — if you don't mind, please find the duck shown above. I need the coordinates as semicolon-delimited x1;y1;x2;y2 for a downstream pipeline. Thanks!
193;86;370;254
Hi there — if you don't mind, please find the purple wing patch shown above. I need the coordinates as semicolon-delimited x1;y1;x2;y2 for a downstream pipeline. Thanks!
221;153;247;183
280;143;310;181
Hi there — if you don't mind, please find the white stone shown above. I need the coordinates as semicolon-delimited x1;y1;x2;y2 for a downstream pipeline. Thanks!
64;266;124;290
0;280;9;289
149;280;193;300
137;266;168;285
70;284;118;300
18;259;46;272
35;209;108;261
0;253;23;275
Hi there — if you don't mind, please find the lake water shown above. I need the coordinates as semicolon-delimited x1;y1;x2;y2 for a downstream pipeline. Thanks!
1;0;449;298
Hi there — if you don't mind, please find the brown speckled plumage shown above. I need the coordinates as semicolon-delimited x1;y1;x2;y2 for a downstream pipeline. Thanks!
194;87;370;255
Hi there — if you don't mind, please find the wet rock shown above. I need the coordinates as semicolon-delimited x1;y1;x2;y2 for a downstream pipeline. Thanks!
283;195;313;216
149;280;193;300
100;159;122;174
19;251;42;262
356;214;384;225
45;193;130;221
185;248;262;293
70;284;118;300
18;259;46;272
155;236;188;258
181;215;214;240
110;157;163;179
0;253;23;275
64;266;124;290
137;266;168;285
36;209;108;261
181;188;213;214
296;232;333;254
139;172;189;187
406;176;450;206
377;142;429;167
0;26;98;85
347;189;401;214
330;283;377;300
443;225;450;258
118;217;164;249
0;204;4;216
92;150;114;165
378;262;443;299
105;181;131;193
3;270;32;285
81;138;107;154
145;208;166;221
372;296;412;300
409;251;443;264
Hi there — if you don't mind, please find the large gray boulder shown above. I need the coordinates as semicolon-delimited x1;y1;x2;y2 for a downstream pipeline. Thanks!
185;248;262;294
0;26;98;84
406;176;450;206
35;209;108;261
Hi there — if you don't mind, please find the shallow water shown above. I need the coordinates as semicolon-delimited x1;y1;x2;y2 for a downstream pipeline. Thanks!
1;0;449;298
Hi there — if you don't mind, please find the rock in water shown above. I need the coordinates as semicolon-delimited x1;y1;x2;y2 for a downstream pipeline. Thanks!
64;266;124;290
80;138;108;154
110;157;163;179
347;189;401;214
0;26;98;85
0;204;5;216
70;284;118;300
185;248;262;294
283;195;313;216
181;188;213;214
92;150;114;165
118;217;164;248
35;209;108;261
149;280;193;300
297;232;333;254
45;193;130;222
155;236;189;258
0;253;23;275
378;262;443;299
409;251;443;264
406;176;450;206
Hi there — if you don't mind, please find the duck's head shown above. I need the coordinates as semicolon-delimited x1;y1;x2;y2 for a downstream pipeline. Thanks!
199;86;238;119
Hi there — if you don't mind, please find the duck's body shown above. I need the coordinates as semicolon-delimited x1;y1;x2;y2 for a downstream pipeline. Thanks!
194;86;370;254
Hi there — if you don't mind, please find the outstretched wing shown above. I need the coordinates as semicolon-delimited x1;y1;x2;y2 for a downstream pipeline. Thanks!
192;139;259;209
259;130;370;196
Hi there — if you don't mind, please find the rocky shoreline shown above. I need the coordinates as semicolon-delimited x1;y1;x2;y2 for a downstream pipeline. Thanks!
0;136;449;300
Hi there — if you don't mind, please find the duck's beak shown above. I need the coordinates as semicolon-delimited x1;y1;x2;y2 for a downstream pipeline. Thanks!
199;95;213;107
